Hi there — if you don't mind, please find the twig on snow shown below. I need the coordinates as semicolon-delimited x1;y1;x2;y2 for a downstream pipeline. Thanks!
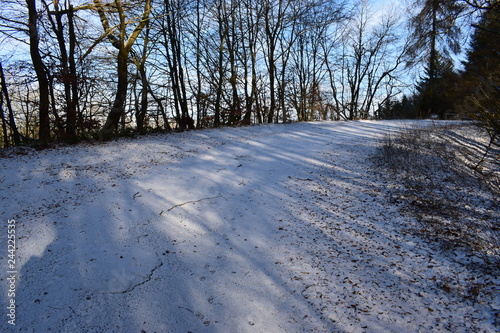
166;195;224;212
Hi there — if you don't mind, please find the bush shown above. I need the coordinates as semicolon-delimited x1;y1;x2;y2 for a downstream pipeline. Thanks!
374;122;500;265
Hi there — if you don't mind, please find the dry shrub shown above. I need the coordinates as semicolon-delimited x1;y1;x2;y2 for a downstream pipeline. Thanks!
375;122;500;265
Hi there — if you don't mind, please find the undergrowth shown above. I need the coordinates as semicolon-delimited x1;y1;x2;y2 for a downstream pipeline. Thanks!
374;122;500;267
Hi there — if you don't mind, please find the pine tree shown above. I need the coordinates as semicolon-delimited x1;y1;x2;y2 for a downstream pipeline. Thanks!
464;1;500;78
408;0;466;118
414;52;458;118
461;1;500;140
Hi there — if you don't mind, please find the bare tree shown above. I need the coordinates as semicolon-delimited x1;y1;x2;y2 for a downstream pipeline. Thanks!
263;0;292;123
237;0;263;124
288;1;342;121
324;1;409;120
25;0;51;142
41;0;81;140
92;0;152;137
0;61;21;146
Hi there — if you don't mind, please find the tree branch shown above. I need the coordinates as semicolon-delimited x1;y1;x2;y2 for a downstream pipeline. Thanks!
166;196;224;212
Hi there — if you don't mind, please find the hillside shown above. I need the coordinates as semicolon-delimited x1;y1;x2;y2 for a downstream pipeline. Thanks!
1;121;498;332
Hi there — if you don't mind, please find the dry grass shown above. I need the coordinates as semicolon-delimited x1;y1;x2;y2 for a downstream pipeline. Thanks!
374;121;500;266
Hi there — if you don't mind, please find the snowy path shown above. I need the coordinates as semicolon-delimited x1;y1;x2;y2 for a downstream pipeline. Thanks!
0;121;498;332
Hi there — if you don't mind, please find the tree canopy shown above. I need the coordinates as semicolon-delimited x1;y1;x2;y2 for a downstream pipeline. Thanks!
0;0;495;147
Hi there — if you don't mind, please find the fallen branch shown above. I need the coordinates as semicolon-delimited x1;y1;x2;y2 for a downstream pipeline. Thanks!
166;195;224;212
178;306;194;313
287;176;313;181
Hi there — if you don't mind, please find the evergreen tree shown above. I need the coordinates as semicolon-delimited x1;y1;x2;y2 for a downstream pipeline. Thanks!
461;1;500;140
464;1;500;78
408;0;466;118
414;52;458;118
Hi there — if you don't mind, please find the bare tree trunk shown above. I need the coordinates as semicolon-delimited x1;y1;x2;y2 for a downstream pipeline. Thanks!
0;83;8;147
135;64;148;133
195;0;203;127
241;2;259;125
429;0;438;118
101;49;128;136
225;0;241;125
264;1;277;123
0;62;20;146
48;0;77;138
67;5;78;138
133;16;150;134
26;0;51;143
213;1;227;128
161;0;193;130
94;0;152;138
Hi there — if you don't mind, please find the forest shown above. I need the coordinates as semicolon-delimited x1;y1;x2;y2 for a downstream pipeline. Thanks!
0;0;498;147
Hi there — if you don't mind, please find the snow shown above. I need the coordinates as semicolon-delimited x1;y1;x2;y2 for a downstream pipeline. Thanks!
0;120;498;332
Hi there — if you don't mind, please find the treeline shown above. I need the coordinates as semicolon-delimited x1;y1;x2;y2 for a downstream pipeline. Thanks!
0;0;497;147
383;0;499;142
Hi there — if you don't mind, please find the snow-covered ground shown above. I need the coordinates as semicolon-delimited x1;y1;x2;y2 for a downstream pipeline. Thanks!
0;120;498;332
